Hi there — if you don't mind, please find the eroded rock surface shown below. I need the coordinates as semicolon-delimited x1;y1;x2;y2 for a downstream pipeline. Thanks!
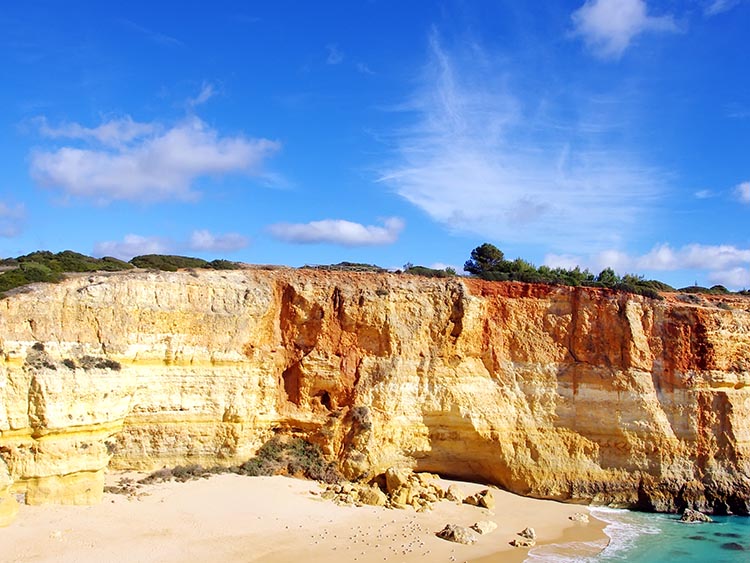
1;269;750;525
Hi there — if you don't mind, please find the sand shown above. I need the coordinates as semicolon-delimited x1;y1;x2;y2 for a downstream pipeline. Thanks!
2;473;607;563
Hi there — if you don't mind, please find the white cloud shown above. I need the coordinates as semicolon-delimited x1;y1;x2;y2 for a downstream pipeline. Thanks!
736;181;750;203
694;189;715;199
546;243;750;288
326;44;344;65
379;34;663;252
709;267;750;288
705;0;742;16
268;217;404;246
189;229;248;252
187;82;216;108
119;19;184;48
0;202;25;237
35;116;155;147
356;62;375;75
31;116;280;203
571;0;677;59
94;234;171;260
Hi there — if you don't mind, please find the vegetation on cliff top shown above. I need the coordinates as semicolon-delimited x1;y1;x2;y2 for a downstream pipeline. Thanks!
0;250;241;297
463;243;671;299
1;246;746;299
462;243;750;299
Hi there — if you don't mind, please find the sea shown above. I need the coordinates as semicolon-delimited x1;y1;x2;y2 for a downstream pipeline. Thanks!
527;508;750;562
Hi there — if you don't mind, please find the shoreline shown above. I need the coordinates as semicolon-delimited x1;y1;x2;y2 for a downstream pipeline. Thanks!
2;473;609;563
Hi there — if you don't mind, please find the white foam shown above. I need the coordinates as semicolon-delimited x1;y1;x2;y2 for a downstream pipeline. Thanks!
525;508;662;563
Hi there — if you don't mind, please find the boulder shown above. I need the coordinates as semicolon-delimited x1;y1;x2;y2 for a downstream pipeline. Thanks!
445;484;464;503
510;537;536;548
471;520;498;535
436;524;479;545
385;467;412;494
464;489;495;509
518;527;536;540
357;485;388;507
680;508;714;523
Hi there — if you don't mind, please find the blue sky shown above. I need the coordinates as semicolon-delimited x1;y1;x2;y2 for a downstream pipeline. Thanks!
1;0;749;288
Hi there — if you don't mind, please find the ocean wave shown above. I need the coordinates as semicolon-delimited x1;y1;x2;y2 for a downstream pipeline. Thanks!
525;507;662;563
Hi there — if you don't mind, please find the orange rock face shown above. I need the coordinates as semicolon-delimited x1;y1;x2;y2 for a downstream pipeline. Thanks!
1;269;749;521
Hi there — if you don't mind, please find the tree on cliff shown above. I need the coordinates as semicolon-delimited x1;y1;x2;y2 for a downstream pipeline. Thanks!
463;243;506;276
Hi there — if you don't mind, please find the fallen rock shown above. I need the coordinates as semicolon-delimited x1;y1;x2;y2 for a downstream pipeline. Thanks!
436;524;479;545
680;508;714;523
358;485;388;507
518;527;536;540
445;484;464;503
510;537;536;548
471;520;498;535
569;512;589;523
385;467;412;494
464;489;495;509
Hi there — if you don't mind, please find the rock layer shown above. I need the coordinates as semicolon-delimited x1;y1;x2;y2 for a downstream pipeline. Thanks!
1;269;749;524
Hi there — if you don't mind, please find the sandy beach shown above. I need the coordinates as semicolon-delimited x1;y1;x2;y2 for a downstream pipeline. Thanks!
2;473;607;563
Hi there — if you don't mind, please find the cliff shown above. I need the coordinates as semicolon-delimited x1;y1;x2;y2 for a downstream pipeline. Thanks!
1;268;749;525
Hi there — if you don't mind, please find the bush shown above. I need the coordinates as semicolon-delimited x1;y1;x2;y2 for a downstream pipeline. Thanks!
236;436;341;483
129;254;210;271
306;262;387;273
209;259;241;270
79;356;121;371
403;265;456;278
0;250;133;297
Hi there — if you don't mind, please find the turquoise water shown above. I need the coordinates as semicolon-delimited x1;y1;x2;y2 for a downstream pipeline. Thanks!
527;508;750;562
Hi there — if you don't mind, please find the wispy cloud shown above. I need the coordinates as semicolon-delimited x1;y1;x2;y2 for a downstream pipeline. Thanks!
571;0;678;59
94;234;172;259
0;202;25;237
188;229;248;252
736;181;750;203
187;82;217;108
33;115;155;147
379;33;663;252
356;62;375;75
31;116;280;204
704;0;743;16
726;103;750;119
268;217;404;246
326;44;344;65
694;189;716;199
119;19;184;48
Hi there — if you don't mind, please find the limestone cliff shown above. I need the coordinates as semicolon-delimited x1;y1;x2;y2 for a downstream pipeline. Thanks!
1;269;749;524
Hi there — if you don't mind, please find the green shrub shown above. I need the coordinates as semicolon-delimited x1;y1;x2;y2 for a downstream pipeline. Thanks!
129;254;210;271
403;265;456;278
236;436;340;483
306;262;387;273
209;259;241;270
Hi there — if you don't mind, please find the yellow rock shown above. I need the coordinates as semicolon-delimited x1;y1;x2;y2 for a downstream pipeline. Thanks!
0;270;749;516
